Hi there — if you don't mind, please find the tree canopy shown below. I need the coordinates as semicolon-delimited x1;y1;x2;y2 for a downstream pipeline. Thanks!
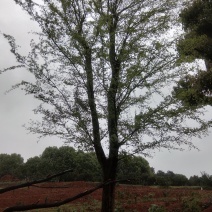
173;0;212;107
178;0;212;63
3;150;212;188
0;147;154;184
0;153;24;179
4;0;210;161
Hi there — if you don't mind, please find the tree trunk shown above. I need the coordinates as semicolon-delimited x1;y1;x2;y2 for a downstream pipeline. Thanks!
101;158;118;212
205;59;212;72
100;84;119;212
101;181;116;212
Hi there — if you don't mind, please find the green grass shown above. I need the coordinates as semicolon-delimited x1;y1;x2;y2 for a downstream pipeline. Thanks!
33;199;101;212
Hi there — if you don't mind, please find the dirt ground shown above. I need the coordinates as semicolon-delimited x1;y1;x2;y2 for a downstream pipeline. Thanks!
1;181;212;211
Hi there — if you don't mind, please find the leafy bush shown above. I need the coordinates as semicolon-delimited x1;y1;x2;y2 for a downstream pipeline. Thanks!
182;197;201;212
148;204;166;212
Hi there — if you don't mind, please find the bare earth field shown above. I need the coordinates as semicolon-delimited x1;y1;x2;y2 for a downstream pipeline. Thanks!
1;181;212;211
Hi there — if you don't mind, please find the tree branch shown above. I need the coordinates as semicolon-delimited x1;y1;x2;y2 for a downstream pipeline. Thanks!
0;169;73;194
3;179;129;212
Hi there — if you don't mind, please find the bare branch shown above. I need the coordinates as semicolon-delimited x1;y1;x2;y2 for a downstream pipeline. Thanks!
0;169;73;194
3;179;129;212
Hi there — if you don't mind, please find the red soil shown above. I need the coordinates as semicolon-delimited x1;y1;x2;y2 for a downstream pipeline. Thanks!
0;175;19;182
0;181;212;211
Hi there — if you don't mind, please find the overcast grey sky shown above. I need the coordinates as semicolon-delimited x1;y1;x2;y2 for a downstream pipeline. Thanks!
0;0;212;178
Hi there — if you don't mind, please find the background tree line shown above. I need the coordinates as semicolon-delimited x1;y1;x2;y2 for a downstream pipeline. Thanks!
0;146;212;187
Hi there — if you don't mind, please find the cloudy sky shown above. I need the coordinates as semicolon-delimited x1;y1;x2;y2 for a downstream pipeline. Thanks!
0;0;212;178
